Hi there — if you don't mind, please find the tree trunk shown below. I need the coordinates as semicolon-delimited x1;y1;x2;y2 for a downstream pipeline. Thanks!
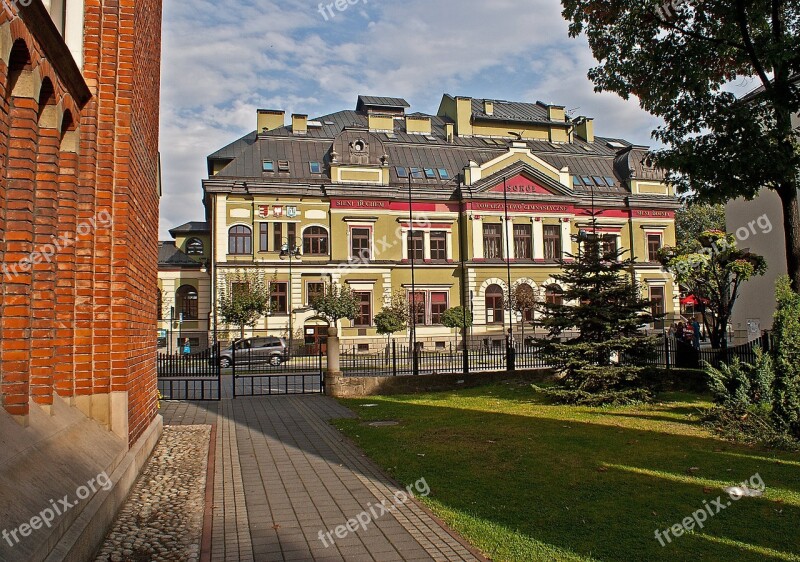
778;184;800;292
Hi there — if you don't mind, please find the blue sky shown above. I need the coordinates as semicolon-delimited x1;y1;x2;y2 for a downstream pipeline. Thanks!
158;0;666;239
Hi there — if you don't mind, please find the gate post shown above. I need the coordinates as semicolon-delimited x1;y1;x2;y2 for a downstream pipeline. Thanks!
231;341;236;399
392;340;397;377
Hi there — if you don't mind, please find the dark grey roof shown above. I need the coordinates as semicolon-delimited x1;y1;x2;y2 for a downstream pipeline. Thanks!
356;96;411;111
741;74;800;103
169;221;210;236
159;242;200;267
469;97;555;124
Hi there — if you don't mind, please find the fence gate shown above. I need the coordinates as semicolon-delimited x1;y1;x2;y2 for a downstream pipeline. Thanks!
232;344;325;397
157;342;222;401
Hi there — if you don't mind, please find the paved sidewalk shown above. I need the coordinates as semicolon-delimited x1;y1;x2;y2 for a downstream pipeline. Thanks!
161;396;483;562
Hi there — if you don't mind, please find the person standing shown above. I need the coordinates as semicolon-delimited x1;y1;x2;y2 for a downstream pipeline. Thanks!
182;338;191;357
692;319;701;350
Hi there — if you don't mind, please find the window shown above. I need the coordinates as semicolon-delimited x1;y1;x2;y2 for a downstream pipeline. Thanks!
287;223;297;248
410;167;424;179
515;283;535;322
273;222;283;253
581;176;593;186
424;168;436;179
514;224;532;259
259;223;269;252
572;176;582;188
485;284;504;324
396;166;409;178
351;228;371;260
437;168;450;180
409;292;426;326
307;282;325;306
157;290;163;319
309;162;322;174
601;235;618;258
176;285;198;320
262;160;274;172
543;225;561;260
604;176;616;187
277;160;290;172
353;292;372;326
545;285;564;306
270;282;288;314
430;231;447;260
228;225;252;255
650;286;665;329
303;226;329;256
186;237;204;255
592;176;607;187
408;231;424;261
483;224;503;259
648;234;663;262
430;292;448;325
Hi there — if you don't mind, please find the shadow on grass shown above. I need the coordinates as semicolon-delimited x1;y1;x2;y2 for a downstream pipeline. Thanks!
336;390;800;562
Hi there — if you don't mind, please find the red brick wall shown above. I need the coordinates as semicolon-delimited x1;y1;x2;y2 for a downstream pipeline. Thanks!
0;1;162;446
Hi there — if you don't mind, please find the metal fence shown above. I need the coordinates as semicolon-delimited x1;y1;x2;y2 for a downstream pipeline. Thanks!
157;342;222;401
231;345;325;397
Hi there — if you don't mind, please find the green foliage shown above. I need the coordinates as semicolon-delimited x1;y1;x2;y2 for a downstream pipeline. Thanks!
771;276;800;437
311;283;359;331
675;204;726;252
560;0;800;287
535;233;660;405
441;306;473;330
217;271;271;338
509;282;537;322
706;351;773;410
660;231;767;348
374;310;406;336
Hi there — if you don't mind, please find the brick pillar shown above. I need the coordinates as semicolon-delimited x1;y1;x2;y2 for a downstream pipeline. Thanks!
1;93;38;423
29;108;61;411
54;146;79;399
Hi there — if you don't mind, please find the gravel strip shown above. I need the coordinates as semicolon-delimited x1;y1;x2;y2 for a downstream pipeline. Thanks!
95;425;211;562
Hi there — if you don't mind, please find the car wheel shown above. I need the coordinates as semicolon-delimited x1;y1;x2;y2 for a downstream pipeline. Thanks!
269;355;283;366
220;358;231;369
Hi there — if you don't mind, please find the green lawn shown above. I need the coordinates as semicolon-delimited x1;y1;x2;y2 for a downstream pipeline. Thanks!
333;381;800;562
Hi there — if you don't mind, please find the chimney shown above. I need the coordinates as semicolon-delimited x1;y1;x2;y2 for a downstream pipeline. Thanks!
292;114;308;135
546;104;565;122
405;115;432;135
575;117;594;143
444;122;454;143
455;96;473;136
368;112;394;132
484;100;494;116
257;109;285;134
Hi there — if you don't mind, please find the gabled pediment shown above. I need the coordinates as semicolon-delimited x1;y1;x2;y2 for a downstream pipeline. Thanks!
470;161;574;198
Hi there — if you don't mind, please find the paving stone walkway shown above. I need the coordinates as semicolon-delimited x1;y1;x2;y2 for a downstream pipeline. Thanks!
161;395;483;562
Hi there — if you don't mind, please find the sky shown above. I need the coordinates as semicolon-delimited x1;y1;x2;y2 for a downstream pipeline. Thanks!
158;0;667;239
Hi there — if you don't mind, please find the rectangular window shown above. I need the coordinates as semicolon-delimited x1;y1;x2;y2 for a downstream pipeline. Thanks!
309;162;322;174
273;222;283;253
572;176;582;188
410;167;424;179
353;291;372;326
410;292;426;326
514;224;532;259
650;286;665;329
601;235;618;258
483;224;503;259
430;231;447;260
259;223;269;252
262;160;274;172
351;228;371;260
430;292;448;325
648;234;662;262
270;282;288;314
437;168;450;180
307;282;325;306
543;225;562;260
424;168;436;179
408;231;424;261
396;166;408;178
287;223;297;248
277;160;290;172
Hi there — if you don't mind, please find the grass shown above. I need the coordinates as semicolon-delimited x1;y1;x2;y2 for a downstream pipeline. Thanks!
332;381;800;562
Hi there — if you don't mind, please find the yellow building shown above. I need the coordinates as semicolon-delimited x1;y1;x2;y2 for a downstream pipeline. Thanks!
203;95;680;349
158;222;212;351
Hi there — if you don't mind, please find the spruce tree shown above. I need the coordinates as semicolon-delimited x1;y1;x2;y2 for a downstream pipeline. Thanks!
771;277;800;438
535;230;660;405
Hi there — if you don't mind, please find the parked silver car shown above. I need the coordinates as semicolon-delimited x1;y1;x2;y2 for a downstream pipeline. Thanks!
217;337;287;368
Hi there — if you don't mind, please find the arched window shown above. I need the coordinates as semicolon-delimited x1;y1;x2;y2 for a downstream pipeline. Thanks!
176;285;198;320
186;237;204;255
228;226;252;255
545;285;564;306
303;226;329;256
485;284;504;324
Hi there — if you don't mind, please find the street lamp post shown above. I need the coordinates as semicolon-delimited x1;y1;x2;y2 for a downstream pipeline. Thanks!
280;238;301;356
502;177;515;372
407;173;419;376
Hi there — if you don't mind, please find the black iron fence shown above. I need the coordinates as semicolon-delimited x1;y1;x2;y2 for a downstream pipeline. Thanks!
231;345;324;397
157;342;222;401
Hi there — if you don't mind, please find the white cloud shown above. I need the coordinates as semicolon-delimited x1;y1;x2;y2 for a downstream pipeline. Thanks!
158;0;663;238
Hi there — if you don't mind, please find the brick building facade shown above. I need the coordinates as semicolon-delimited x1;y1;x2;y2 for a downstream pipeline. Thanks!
0;1;162;559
